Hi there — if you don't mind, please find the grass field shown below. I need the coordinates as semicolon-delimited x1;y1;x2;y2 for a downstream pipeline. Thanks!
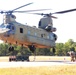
0;65;76;75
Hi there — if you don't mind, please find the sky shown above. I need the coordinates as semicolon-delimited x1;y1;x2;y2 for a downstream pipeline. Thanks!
0;0;76;43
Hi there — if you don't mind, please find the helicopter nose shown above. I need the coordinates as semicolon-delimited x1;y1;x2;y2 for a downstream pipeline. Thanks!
0;28;10;34
0;24;10;34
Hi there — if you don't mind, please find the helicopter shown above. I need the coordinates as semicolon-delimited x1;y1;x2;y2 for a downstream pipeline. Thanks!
0;2;76;55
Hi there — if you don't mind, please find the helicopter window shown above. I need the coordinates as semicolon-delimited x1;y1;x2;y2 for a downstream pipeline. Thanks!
35;33;37;36
41;34;43;38
20;28;23;33
47;36;49;39
28;30;30;34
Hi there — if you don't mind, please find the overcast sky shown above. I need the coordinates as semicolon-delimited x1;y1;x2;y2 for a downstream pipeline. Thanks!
0;0;76;43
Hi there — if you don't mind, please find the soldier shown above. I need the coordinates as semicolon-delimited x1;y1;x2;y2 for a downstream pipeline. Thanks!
68;51;76;62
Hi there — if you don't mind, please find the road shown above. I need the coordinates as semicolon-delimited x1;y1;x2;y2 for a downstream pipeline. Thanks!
0;61;76;68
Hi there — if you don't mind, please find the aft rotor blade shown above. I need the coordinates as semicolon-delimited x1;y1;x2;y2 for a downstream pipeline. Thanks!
23;12;46;15
12;2;33;11
53;8;76;14
14;9;51;13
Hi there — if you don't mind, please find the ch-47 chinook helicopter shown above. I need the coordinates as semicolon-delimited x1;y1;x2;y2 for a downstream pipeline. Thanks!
0;2;76;55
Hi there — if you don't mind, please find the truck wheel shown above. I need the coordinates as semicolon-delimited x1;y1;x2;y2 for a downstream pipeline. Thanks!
9;58;12;62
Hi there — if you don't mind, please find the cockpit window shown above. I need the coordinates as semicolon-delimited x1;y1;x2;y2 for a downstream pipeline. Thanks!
6;25;11;29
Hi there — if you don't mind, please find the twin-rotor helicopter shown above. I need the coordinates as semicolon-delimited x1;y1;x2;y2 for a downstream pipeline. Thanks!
0;2;76;53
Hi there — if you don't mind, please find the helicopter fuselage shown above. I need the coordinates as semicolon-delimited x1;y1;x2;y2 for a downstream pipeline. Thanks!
0;13;57;50
0;22;56;48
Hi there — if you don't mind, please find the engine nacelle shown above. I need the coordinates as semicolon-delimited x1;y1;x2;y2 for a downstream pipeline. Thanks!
45;25;57;32
45;25;52;32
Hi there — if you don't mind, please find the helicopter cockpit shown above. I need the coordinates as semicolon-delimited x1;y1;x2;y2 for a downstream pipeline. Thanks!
0;22;15;37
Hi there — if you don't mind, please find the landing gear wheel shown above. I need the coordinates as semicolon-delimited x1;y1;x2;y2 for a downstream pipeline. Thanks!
9;57;12;62
8;45;14;52
28;45;36;61
52;47;56;54
28;45;36;53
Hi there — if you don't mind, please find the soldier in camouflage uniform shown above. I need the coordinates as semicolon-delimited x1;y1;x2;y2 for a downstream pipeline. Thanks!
68;51;76;62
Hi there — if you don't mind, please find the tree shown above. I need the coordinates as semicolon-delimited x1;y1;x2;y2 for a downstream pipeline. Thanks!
65;39;75;51
0;43;9;56
55;43;64;55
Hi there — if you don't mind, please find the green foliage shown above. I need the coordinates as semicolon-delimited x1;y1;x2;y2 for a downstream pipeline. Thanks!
36;48;51;55
56;39;76;56
0;43;9;56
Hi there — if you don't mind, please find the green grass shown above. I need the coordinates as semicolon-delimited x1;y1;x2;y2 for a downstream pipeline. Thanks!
0;65;76;75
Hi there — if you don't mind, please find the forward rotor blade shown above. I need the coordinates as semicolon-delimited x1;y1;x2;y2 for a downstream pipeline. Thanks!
14;9;51;13
12;2;33;11
53;8;76;14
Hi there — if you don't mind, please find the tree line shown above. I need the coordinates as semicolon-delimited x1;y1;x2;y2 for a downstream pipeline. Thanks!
0;39;76;56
